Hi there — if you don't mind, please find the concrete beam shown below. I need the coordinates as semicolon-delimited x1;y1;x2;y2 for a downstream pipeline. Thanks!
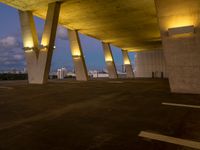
122;50;134;78
19;2;61;84
2;0;162;51
155;0;200;94
102;43;118;79
68;29;88;81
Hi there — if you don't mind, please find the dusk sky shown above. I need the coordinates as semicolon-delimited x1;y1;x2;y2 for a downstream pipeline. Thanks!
0;2;135;72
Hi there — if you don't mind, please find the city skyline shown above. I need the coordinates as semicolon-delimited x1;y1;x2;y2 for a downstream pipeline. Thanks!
0;3;135;72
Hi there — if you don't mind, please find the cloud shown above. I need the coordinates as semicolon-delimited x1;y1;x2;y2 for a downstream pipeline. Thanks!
0;26;69;70
56;26;68;40
13;54;24;60
0;35;25;70
0;36;20;49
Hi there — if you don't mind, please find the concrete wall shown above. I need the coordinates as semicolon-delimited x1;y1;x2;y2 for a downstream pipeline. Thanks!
134;50;167;78
155;0;200;94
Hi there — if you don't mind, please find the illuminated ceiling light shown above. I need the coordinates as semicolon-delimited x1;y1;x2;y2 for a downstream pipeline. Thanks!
168;25;195;37
39;45;48;51
72;50;81;57
105;54;113;62
72;50;81;59
124;59;131;65
73;55;81;59
39;45;56;51
106;61;113;63
23;47;34;53
105;58;113;63
23;44;56;53
25;49;34;53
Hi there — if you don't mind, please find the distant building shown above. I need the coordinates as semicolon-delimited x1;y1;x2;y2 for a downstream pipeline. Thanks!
117;71;127;78
89;70;109;78
66;72;76;78
23;68;27;74
57;68;66;79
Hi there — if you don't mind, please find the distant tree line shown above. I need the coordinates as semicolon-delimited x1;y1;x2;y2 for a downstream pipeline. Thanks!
0;74;28;80
0;74;76;81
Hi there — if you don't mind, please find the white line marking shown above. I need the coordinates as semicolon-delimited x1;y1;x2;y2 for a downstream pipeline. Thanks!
139;131;200;149
162;102;200;109
0;86;13;90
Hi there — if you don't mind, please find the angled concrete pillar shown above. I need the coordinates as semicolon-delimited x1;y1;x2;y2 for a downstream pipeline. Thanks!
155;0;200;94
19;2;61;84
68;29;88;81
102;43;118;79
19;11;39;83
122;50;134;78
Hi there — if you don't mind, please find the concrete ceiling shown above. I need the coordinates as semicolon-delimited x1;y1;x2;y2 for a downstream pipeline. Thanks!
1;0;162;52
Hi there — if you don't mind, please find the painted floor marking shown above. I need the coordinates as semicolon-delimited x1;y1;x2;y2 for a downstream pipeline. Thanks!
139;131;200;149
0;86;13;90
162;102;200;109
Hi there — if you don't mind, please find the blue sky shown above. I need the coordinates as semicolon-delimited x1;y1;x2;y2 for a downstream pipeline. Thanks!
0;3;135;72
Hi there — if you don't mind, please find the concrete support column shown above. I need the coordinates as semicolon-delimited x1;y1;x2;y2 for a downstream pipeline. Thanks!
122;50;134;78
155;0;200;94
102;43;118;79
38;2;61;84
19;2;61;84
19;11;39;83
68;29;88;81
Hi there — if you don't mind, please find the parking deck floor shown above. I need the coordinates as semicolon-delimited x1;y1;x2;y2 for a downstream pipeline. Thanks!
0;79;200;150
